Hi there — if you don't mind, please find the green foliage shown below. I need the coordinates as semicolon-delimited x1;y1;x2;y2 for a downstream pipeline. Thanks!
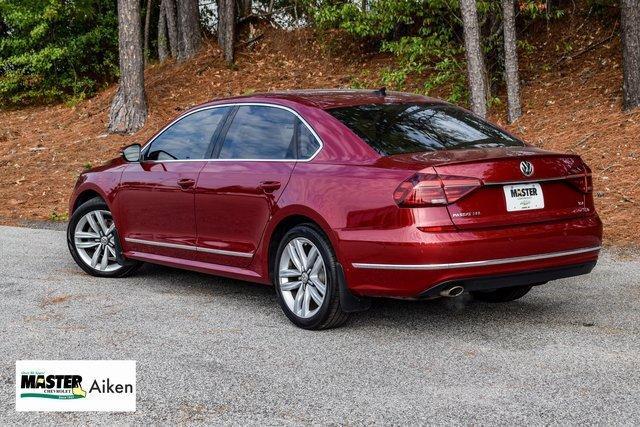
309;0;568;104
313;0;468;101
518;0;565;20
49;210;68;222
517;40;535;55
380;33;466;102
0;0;119;106
314;0;422;39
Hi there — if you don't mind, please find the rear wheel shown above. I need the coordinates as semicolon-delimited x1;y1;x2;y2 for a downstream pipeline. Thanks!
67;197;141;277
471;285;532;303
274;224;349;330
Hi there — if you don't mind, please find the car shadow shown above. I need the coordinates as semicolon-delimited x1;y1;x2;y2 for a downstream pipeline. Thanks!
136;263;274;297
134;263;573;333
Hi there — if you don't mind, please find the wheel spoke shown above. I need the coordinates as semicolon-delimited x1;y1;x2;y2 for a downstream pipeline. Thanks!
287;243;304;272
94;211;109;234
306;246;319;270
308;286;324;306
279;269;301;278
311;277;326;296
107;245;117;258
106;223;115;236
76;240;99;249
311;255;323;275
293;286;305;315
280;281;302;291
100;246;109;270
75;231;99;239
86;213;101;235
91;246;101;268
293;239;308;269
302;287;312;317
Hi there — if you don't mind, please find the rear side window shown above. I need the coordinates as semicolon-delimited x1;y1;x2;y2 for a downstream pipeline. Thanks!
298;123;320;159
146;107;230;160
218;106;297;160
328;104;524;156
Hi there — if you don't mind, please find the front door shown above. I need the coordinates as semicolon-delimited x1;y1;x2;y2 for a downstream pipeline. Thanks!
115;106;231;259
195;105;320;268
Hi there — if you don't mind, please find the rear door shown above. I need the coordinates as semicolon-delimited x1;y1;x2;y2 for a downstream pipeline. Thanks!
194;105;320;267
116;107;231;258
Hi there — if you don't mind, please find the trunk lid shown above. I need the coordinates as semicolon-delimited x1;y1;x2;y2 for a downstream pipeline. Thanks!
384;147;594;229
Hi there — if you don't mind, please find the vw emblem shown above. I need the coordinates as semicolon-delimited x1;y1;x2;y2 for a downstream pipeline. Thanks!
520;160;534;177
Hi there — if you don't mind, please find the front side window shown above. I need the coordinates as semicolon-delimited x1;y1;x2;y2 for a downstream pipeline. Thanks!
328;104;524;156
218;106;297;160
146;107;230;160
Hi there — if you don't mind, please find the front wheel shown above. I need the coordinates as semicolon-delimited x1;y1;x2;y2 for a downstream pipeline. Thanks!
67;197;141;277
274;224;349;330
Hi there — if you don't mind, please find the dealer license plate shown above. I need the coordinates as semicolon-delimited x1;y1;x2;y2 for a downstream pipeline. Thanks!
503;183;544;212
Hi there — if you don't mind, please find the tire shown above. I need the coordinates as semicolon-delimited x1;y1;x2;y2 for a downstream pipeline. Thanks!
273;223;349;330
471;285;532;303
67;197;141;278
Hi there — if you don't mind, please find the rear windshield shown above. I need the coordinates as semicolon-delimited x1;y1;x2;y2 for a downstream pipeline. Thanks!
328;104;524;155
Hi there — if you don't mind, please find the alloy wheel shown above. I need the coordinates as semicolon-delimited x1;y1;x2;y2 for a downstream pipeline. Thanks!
73;209;122;272
278;237;327;318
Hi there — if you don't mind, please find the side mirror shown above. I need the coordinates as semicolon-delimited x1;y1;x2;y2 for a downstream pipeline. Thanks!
122;144;141;162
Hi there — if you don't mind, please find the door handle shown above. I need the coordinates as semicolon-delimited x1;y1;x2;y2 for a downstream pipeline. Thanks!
177;178;196;189
259;181;281;193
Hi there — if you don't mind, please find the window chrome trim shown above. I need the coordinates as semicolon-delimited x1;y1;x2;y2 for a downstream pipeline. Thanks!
140;102;324;163
124;237;254;258
352;246;601;270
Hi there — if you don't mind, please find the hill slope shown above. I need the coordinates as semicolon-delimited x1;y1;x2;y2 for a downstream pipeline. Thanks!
0;22;637;247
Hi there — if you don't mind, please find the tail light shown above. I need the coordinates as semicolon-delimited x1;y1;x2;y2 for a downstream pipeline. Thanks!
567;164;593;194
394;172;482;207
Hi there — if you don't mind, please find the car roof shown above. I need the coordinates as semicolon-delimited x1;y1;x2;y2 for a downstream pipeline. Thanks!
200;89;443;110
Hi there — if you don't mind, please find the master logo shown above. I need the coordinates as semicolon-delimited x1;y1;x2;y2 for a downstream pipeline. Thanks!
20;373;87;400
16;360;136;412
19;372;133;399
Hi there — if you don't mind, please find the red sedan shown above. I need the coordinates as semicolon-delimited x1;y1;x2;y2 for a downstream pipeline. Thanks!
67;90;602;329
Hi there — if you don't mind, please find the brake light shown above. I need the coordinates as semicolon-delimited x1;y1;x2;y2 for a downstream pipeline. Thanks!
394;173;482;207
567;164;593;194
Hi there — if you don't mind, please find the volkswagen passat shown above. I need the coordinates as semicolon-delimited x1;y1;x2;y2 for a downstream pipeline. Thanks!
67;90;602;329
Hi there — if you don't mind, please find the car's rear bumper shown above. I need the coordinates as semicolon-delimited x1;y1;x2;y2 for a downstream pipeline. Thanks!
417;260;597;299
337;214;602;298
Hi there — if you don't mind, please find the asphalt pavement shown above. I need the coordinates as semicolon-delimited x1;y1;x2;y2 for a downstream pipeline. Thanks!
1;225;639;425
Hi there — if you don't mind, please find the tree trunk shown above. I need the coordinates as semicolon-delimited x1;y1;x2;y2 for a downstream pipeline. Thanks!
176;0;201;61
143;0;153;64
217;0;226;48
108;0;147;134
239;0;251;18
460;0;488;118
361;0;367;12
158;0;169;61
162;0;178;58
502;0;522;123
218;0;236;64
621;0;640;110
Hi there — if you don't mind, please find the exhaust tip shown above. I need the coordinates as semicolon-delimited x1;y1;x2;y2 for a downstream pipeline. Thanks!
439;285;465;298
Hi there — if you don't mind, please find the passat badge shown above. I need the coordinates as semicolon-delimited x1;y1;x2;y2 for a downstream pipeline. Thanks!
520;160;534;177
